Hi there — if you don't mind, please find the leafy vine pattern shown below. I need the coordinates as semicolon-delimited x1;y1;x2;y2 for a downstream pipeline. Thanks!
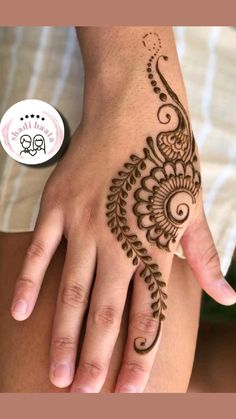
106;33;201;355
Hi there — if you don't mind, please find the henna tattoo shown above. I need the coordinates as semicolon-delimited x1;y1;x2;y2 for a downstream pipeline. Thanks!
106;33;201;355
134;160;200;251
142;32;162;54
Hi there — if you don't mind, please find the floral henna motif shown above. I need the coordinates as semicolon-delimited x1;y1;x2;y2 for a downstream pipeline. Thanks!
106;33;201;355
134;160;201;251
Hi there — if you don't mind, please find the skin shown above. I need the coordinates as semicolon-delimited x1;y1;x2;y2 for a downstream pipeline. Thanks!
6;27;236;393
0;231;201;392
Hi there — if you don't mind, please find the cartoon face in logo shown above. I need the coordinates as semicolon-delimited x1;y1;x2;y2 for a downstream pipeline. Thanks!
20;134;46;156
33;134;46;153
20;135;32;154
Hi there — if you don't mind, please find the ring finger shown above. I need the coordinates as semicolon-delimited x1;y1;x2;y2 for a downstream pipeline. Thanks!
49;229;96;388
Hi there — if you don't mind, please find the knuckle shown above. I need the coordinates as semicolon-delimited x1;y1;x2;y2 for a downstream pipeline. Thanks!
80;205;94;227
123;361;147;376
80;360;104;378
130;311;158;334
26;240;45;259
52;336;76;352
41;185;63;212
16;275;35;290
91;305;120;329
61;282;89;307
202;242;220;272
71;203;97;231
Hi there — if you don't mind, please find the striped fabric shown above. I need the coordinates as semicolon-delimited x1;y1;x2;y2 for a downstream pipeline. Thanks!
0;27;236;275
0;27;84;229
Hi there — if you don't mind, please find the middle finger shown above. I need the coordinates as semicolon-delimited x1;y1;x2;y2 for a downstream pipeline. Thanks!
70;246;134;393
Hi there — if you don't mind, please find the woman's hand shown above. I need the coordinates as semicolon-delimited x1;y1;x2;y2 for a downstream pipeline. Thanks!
10;27;236;393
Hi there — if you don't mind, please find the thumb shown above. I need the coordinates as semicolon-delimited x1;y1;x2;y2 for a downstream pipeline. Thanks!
181;203;236;306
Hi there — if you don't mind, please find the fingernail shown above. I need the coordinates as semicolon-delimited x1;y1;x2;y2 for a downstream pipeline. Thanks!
51;362;71;380
220;278;236;302
117;385;138;393
11;299;27;318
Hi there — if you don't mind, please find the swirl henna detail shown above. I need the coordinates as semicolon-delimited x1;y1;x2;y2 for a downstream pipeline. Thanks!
134;160;201;251
106;34;201;355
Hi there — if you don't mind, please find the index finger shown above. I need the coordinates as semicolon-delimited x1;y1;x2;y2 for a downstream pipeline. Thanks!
114;251;173;393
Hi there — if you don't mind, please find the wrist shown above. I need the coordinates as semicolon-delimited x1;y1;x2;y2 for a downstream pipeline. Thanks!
81;68;145;124
80;43;191;139
81;72;190;137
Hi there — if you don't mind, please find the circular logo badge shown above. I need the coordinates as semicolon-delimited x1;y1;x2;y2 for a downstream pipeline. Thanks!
0;99;64;165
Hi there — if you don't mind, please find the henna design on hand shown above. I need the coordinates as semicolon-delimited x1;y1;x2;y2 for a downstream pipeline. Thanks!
106;33;201;354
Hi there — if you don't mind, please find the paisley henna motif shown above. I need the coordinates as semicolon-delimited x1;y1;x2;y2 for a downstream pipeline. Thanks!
106;33;201;355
